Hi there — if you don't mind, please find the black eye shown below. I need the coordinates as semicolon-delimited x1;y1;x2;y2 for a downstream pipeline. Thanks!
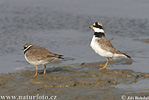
24;46;27;50
98;25;102;29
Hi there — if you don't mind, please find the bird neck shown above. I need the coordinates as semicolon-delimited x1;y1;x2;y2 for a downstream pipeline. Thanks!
94;32;105;38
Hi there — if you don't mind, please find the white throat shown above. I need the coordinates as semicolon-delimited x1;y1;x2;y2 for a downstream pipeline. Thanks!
93;27;104;33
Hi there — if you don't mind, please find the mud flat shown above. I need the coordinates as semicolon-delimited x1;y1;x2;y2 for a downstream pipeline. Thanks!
0;60;149;100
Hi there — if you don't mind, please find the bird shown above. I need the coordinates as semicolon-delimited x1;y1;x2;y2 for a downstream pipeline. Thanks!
89;22;131;70
23;43;63;77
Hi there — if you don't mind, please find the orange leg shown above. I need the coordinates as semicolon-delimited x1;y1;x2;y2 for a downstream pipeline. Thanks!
44;64;46;75
99;58;109;70
34;66;38;77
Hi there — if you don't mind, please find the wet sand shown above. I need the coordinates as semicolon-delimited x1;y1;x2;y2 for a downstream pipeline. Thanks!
0;59;149;100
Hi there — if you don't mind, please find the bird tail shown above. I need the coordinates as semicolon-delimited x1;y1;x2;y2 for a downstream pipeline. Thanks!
55;54;64;59
117;50;131;59
123;53;131;59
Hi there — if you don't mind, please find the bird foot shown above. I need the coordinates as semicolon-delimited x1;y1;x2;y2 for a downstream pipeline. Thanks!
34;73;37;77
98;66;107;70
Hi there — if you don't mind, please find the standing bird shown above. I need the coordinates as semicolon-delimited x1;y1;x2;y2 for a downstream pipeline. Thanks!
23;43;63;77
89;22;131;70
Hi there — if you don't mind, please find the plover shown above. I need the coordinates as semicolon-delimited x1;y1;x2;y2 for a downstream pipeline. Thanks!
23;43;63;77
89;22;131;70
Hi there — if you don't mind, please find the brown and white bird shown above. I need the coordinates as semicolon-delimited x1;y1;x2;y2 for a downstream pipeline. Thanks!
89;22;131;70
23;43;63;77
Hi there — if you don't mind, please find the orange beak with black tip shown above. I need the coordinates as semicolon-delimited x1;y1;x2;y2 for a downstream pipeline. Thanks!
89;25;94;28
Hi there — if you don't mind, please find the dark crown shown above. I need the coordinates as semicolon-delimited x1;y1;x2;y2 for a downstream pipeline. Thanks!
93;22;104;29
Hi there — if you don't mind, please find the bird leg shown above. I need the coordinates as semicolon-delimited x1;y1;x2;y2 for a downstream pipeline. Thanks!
34;66;38;77
44;64;46;75
99;58;109;70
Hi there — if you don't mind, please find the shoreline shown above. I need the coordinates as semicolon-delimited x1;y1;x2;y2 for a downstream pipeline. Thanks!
0;61;149;100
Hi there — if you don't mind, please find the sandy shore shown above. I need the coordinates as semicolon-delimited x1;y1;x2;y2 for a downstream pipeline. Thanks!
0;59;149;100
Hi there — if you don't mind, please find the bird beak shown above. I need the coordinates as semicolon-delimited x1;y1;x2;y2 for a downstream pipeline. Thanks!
89;26;93;28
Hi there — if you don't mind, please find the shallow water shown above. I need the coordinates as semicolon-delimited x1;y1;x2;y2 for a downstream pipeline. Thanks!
115;79;149;93
0;0;149;74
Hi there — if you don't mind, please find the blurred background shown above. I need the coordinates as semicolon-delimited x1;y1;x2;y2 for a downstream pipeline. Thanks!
0;0;149;73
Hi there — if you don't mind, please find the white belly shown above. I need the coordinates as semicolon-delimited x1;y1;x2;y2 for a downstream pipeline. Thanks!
90;36;113;58
25;54;51;66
